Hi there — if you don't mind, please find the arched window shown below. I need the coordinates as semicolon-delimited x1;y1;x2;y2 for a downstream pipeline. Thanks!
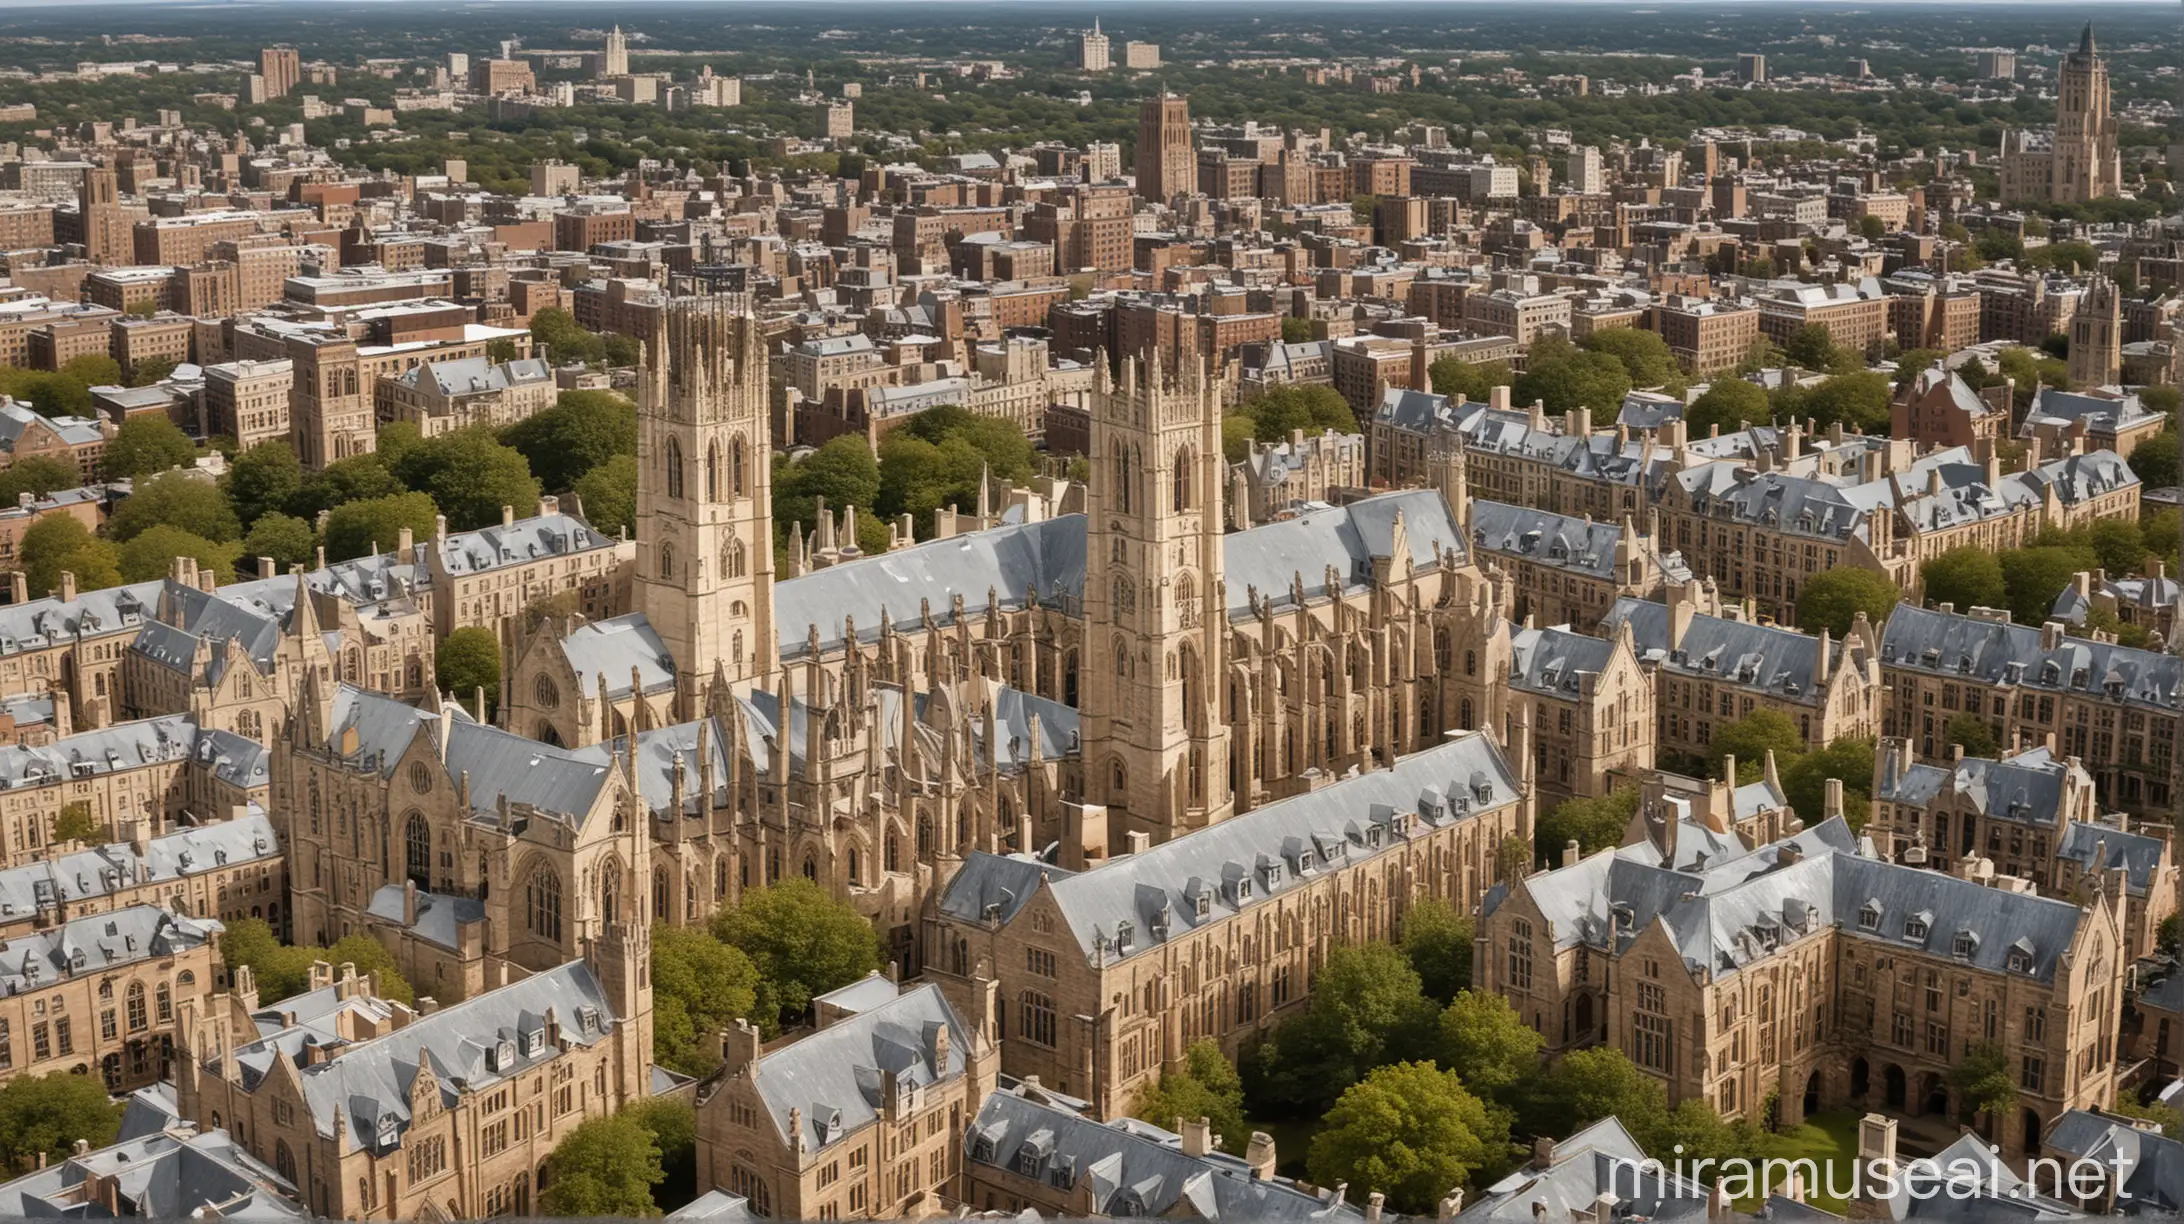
405;814;430;888
665;437;685;499
1114;636;1130;677
1172;445;1192;512
1114;442;1134;514
126;982;147;1032
886;831;901;874
731;437;747;496
155;982;171;1023
723;538;746;579
1111;575;1134;622
658;541;676;582
847;847;860;886
275;1141;295;1182
535;675;560;709
1176;572;1198;629
527;868;563;942
653;869;669;920
706;441;720;501
1019;991;1057;1046
600;870;619;925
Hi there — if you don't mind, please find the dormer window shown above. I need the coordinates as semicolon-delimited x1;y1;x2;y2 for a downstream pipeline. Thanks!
1236;878;1253;903
2008;942;2034;974
1903;914;1929;941
1194;891;1210;919
1952;930;1978;959
1116;920;1133;951
1858;901;1882;932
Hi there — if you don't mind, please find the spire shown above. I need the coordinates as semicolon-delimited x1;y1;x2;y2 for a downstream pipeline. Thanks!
2079;21;2094;55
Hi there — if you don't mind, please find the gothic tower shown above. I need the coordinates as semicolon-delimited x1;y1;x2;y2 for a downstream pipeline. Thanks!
1082;353;1234;845
636;297;777;712
78;168;126;266
2068;273;2122;389
2052;22;2118;204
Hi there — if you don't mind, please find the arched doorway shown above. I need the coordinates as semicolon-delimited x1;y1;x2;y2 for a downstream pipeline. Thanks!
1850;1058;1870;1098
1922;1073;1947;1116
1884;1065;1907;1110
1803;1071;1821;1118
2023;1108;2042;1155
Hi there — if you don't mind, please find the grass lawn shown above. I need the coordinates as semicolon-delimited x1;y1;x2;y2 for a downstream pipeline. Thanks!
1743;1109;1863;1214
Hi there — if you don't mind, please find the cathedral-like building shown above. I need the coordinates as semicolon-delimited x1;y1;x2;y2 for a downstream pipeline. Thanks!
286;292;1522;998
2000;23;2120;204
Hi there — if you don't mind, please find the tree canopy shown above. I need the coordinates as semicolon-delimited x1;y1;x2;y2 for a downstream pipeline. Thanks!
102;415;197;481
710;878;883;1034
1400;896;1475;1004
0;1073;123;1176
107;472;240;543
540;1114;666;1217
388;427;542;532
1794;567;1898;636
1706;708;1804;778
1920;547;2006;612
502;390;638;492
651;925;761;1078
1683;379;1770;437
1307;1061;1510;1215
1134;1039;1248;1155
1241;942;1438;1117
1535;786;1639;865
436;626;501;712
323;492;442;562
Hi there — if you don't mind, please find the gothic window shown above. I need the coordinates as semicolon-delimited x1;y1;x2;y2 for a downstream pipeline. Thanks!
1019;991;1057;1046
917;816;933;857
723;538;746;579
1114;636;1129;678
404;813;430;888
653;869;668;920
535;675;560;709
528;868;563;942
1110;759;1127;803
731;437;747;496
886;831;901;873
1176;572;1198;629
1112;575;1134;622
847;847;860;886
1172;446;1192;512
600;870;619;925
706;441;721;501
666;437;685;499
126;983;146;1032
658;542;676;582
1064;651;1079;706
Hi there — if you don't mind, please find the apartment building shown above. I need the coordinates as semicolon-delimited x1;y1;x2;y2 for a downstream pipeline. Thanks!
203;358;294;448
377;356;556;437
1468;499;1683;634
0;905;224;1093
1650;296;1760;374
1756;278;1891;355
1509;622;1656;803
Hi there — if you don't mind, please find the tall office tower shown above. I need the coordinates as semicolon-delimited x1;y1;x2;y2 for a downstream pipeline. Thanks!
78;167;126;266
2050;23;2119;203
1077;18;1111;71
1135;93;1193;204
1735;53;1767;83
447;52;470;80
258;46;299;98
1977;50;2017;79
2068;274;2122;389
602;26;629;77
1566;145;1604;195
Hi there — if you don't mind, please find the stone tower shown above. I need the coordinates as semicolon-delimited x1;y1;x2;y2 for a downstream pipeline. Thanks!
1081;353;1234;845
78;167;127;265
602;26;629;78
2068;273;2122;389
2051;22;2119;203
1135;93;1193;204
636;296;777;711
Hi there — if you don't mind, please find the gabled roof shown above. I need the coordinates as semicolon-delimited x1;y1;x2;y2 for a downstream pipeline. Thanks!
1881;604;2184;715
747;983;968;1154
1602;596;1836;706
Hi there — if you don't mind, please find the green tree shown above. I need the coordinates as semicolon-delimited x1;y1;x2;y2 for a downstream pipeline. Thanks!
289;455;405;519
323;492;442;562
1512;337;1631;416
2145;509;2181;570
1243;384;1357;441
0;1073;124;1176
1580;327;1682;390
1222;414;1257;464
1794;567;1898;636
218;918;321;1002
1799;372;1893;432
1523;1046;1667;1144
53;801;100;844
529;307;610;366
2087;516;2154;575
1707;709;1804;779
1947;1040;2017;1121
540;1115;665;1217
119;525;241;584
323;933;415;1005
1649;1098;1769;1168
1280;316;1315;343
1535;786;1639;864
1308;1062;1508;1215
775;435;882;537
1241;942;1437;1117
2000;546;2096;628
711;878;883;1034
102;415;198;481
2130;428;2181;489
0;456;83;504
1781;737;1875;830
574;453;639;536
1427;356;1513;403
1401;896;1475;1004
2141;386;2181;419
107;472;241;543
1892;349;1945;389
1684;379;1770;436
389;427;542;532
501;390;638;492
19;516;119;597
129;356;180;387
1134;1039;1248;1154
1435;991;1542;1104
631;1096;698;1213
241;512;319;570
1781;323;1842;372
436;627;501;711
1921;547;2007;612
1945;711;2002;759
2113;1094;2184;1140
1858;214;1888;241
225;441;305;528
651;925;761;1078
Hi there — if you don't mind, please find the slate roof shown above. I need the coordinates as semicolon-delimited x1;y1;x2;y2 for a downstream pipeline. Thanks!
1601;596;1835;707
230;960;617;1155
2023;388;2163;440
393;355;552;398
2017;449;2140;509
1881;604;2184;715
316;685;611;827
1872;744;2083;829
0;810;279;920
1470;500;1632;582
0;905;221;995
557;613;678;699
0;1127;303;1220
747;983;968;1154
1510;625;1618;700
2045;1109;2184;1217
2056;820;2167;896
363;884;485;950
965;1083;1364;1222
938;731;1520;960
0;580;160;655
0;712;266;796
668;1190;756;1221
1458;1117;1712;1223
436;512;617;577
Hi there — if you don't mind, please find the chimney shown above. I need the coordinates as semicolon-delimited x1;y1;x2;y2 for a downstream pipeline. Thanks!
1562;838;1581;868
1438;1189;1466;1221
1366;1192;1385;1224
7;571;22;603
1532;1136;1557;1169
721;1019;763;1076
398;525;414;555
1244;1132;1277;1180
501;504;515;529
1825;777;1844;823
1182;1116;1211;1158
1125;830;1150;856
402;878;419;925
58;571;76;602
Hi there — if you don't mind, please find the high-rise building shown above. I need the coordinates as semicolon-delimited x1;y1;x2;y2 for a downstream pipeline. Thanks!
1077;18;1110;71
1135;93;1193;204
1977;49;2016;79
258;46;299;98
2001;24;2118;203
2068;274;2123;388
77;166;126;266
1123;40;1160;70
447;51;470;80
1565;145;1604;195
602;25;629;77
1735;53;1767;83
